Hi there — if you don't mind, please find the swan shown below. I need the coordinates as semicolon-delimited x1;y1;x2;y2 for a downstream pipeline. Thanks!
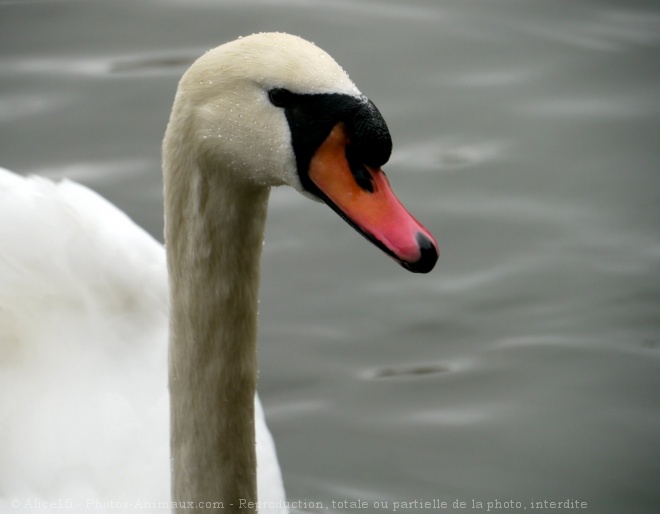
0;33;437;513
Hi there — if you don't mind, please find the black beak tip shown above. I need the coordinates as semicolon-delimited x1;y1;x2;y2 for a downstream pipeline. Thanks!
401;233;438;274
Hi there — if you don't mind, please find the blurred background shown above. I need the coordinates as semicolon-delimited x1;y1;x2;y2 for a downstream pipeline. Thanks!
1;0;659;512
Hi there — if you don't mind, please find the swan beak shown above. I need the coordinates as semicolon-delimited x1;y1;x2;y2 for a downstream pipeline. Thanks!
308;123;438;273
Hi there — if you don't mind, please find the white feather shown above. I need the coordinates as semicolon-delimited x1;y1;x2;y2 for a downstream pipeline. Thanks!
0;167;286;512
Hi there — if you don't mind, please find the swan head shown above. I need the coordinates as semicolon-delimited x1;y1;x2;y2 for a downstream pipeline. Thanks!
169;32;437;273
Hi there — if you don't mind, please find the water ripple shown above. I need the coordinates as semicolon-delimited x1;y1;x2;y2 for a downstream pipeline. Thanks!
389;139;509;173
27;159;154;186
437;68;541;88
0;94;69;123
410;405;497;427
521;96;659;119
508;8;660;51
0;52;197;78
369;363;452;379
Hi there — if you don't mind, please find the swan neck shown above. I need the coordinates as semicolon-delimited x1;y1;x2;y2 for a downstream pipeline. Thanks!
164;137;269;513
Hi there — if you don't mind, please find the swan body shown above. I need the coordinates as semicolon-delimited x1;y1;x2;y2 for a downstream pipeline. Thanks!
0;170;285;512
1;33;437;513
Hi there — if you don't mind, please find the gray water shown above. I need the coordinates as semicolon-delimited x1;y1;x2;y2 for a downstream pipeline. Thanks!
1;0;659;513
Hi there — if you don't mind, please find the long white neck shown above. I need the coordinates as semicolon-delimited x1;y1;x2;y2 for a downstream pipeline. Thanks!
163;113;269;513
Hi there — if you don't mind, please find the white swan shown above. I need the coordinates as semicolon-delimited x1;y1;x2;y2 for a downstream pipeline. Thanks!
0;33;437;513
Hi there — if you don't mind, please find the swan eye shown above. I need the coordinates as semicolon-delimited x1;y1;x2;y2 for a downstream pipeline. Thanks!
268;88;294;108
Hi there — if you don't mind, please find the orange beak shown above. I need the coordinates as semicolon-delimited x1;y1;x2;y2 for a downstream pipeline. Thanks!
308;123;438;273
